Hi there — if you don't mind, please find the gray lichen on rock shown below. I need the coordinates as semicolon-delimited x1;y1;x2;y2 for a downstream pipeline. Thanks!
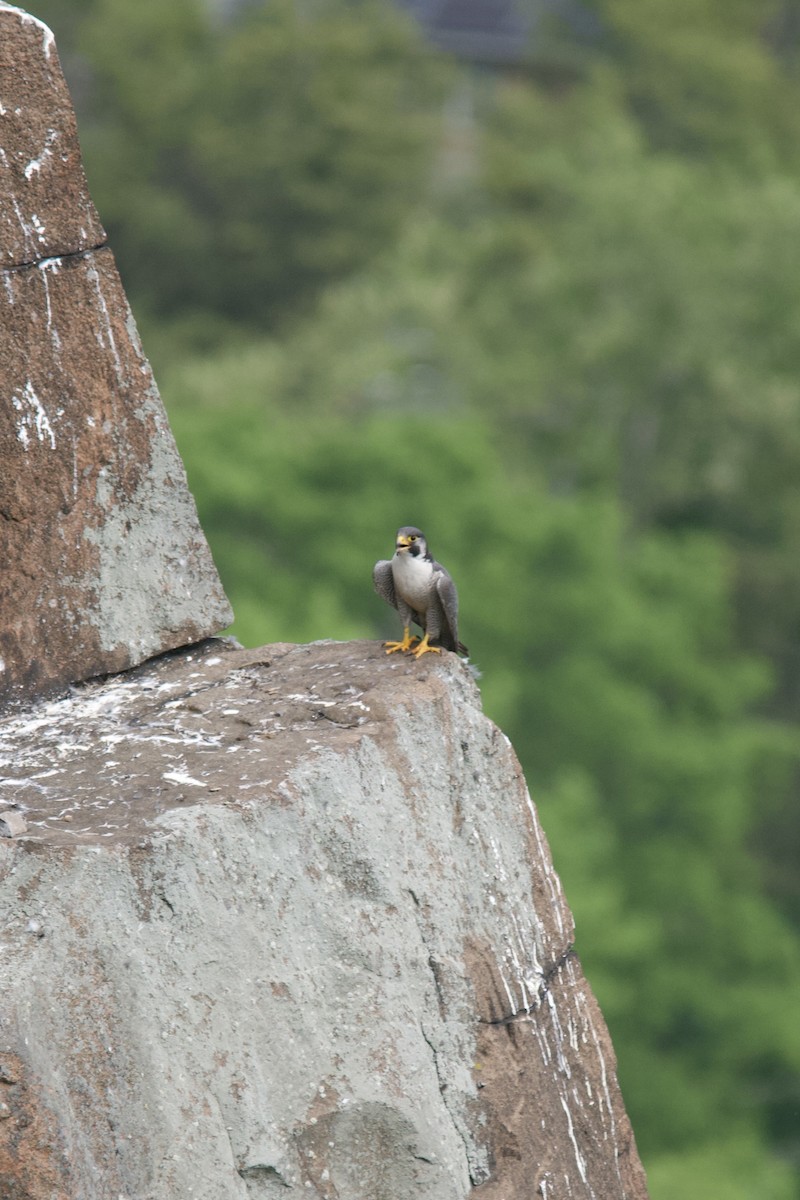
0;639;649;1199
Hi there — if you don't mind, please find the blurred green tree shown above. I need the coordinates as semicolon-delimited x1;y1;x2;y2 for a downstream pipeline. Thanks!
476;66;800;943
36;0;447;341
163;339;800;1195
28;0;800;1191
583;0;800;171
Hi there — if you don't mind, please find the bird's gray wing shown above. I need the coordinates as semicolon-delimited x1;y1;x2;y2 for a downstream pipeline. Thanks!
433;564;460;648
373;560;397;609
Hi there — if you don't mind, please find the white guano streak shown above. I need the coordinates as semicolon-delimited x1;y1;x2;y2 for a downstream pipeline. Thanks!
87;264;124;383
0;5;55;57
24;129;59;179
559;1094;591;1192
38;257;62;349
527;790;566;939
12;380;55;449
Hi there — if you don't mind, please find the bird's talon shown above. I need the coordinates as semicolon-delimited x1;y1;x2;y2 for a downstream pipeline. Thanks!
384;629;420;655
411;635;441;658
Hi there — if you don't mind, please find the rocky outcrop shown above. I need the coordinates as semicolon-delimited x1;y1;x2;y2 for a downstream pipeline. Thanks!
0;5;102;267
0;639;649;1200
0;9;649;1198
0;4;232;709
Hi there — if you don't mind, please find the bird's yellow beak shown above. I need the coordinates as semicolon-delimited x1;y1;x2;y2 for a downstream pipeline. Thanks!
396;535;412;550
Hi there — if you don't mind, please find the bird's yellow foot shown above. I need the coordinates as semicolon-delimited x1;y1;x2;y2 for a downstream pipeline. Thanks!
384;627;420;655
411;633;441;658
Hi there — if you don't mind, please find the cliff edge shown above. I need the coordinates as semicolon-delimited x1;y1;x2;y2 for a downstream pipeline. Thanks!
0;638;649;1199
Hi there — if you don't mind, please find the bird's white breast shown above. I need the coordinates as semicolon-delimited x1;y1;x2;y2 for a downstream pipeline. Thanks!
392;552;435;610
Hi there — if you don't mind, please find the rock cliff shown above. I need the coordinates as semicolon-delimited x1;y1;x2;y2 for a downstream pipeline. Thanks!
0;638;648;1200
0;9;650;1199
0;3;231;709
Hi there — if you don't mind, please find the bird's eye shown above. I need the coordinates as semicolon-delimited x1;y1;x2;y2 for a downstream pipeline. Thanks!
409;535;417;541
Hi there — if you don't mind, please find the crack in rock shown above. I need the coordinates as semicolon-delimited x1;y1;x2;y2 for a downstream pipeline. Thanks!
2;240;108;276
479;947;577;1026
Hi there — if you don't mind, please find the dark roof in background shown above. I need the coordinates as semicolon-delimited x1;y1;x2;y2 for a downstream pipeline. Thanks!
211;0;597;68
396;0;531;62
394;0;597;66
396;0;530;62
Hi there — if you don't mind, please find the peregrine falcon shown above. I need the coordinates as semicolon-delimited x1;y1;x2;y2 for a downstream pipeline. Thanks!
373;526;468;658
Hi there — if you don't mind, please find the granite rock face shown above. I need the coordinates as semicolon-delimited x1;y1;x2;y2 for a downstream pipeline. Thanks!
0;5;232;709
0;639;650;1200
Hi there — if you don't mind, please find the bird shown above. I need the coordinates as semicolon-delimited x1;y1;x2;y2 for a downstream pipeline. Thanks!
373;526;468;659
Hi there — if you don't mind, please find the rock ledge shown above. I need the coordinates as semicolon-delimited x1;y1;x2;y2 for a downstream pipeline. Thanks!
0;639;649;1200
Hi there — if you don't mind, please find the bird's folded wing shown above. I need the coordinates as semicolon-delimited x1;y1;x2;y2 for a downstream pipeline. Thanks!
373;560;397;608
434;566;460;642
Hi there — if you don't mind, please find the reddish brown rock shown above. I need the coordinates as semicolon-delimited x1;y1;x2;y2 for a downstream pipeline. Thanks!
0;1053;72;1200
0;7;232;708
468;943;647;1199
0;5;104;265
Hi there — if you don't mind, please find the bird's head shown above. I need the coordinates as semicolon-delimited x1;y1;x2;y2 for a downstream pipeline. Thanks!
395;526;428;558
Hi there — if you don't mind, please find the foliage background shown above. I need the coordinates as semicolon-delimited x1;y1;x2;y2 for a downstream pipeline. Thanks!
34;0;800;1194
